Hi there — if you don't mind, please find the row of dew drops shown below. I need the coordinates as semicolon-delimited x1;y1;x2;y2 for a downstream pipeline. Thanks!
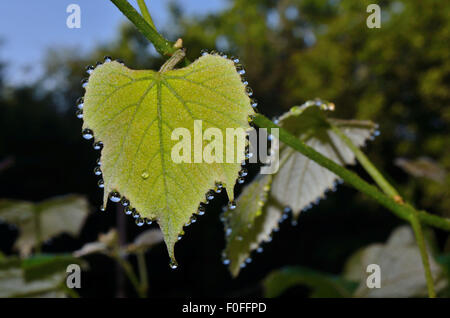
75;53;259;269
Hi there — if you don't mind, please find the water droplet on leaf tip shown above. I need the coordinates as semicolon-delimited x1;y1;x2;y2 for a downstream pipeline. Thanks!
245;87;253;96
104;56;112;63
223;259;230;265
96;158;102;166
76;110;83;119
116;59;125;65
233;57;240;64
96;61;103;67
82;129;94;140
256;247;263;253
109;191;121;203
245;258;252;263
81;78;89;88
177;234;182;241
135;218;144;226
97;179;104;188
93;166;102;176
146;219;153;225
100;205;105;212
245;152;253;159
251;99;258;108
132;209;140;219
240;263;246;269
273;118;280;125
169;260;178;270
198;206;206;215
374;130;380;136
237;177;245;184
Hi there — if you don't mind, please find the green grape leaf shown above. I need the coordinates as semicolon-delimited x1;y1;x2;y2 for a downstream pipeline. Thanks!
223;101;377;276
82;54;254;263
263;266;357;298
0;195;89;256
343;226;447;297
272;102;377;219
222;174;274;276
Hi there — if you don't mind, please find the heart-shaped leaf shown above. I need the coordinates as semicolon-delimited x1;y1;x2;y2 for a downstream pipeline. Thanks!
81;54;254;264
223;101;377;276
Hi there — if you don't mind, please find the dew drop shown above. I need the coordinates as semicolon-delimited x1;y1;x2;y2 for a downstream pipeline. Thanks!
240;263;246;269
250;99;258;108
237;177;245;184
191;215;197;223
100;205;106;212
245;87;253;97
226;228;232;236
98;179;104;188
223;259;230;265
109;191;121;203
232;57;240;64
248;114;256;123
169;259;178;270
96;158;102;166
206;191;215;201
93;166;102;176
374;130;380;137
93;141;103;151
245;257;252;264
116;59;125;65
135;218;145;226
241;77;249;86
104;56;112;63
198;206;206;216
124;207;133;215
81;78;89;88
96;61;103;67
86;65;95;75
146;219;153;225
76;110;83;119
132;209;140;219
121;198;130;207
177;234;183;241
141;171;149;180
76;97;84;109
239;169;248;177
82;129;94;140
200;49;209;56
228;200;236;210
256;247;263;253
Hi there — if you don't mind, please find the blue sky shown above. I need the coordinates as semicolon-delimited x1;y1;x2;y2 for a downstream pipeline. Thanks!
0;0;226;85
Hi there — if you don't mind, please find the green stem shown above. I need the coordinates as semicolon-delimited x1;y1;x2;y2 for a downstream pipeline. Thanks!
136;251;149;296
114;254;146;298
110;0;176;56
330;124;400;199
253;114;450;231
410;211;436;297
137;0;156;30
331;123;435;297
